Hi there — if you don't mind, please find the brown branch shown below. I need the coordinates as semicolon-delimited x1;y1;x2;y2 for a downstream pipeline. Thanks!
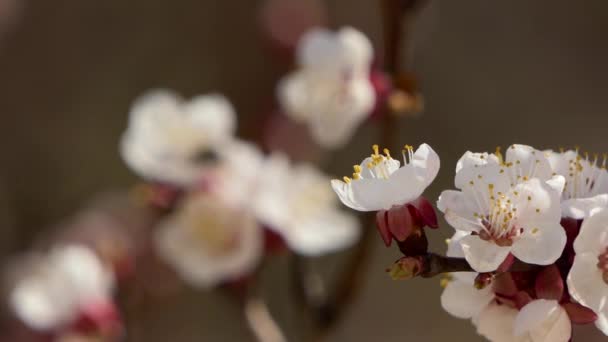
388;253;541;280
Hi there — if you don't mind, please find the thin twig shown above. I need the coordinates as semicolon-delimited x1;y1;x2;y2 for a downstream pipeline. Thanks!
244;296;287;342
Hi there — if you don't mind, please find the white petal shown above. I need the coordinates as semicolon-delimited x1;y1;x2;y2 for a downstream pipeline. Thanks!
441;278;493;319
455;151;500;189
10;273;77;330
511;220;566;266
562;194;608;220
277;72;312;123
545;175;566;195
459;235;512;272
308;77;374;148
283;209;361;256
475;303;522;342
573;208;608;255
506;144;552;181
297;27;343;70
567;253;608;314
512;178;562;225
514;299;570;342
184;93;236;143
437;190;480;232
52;246;114;302
331;179;368;211
411;143;441;189
337;26;373;70
595;313;608;336
446;230;470;258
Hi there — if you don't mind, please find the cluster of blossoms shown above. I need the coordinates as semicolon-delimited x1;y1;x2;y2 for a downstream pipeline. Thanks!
6;26;381;340
332;143;608;341
120;89;362;289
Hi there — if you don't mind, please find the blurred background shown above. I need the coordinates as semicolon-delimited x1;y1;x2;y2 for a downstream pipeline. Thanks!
0;0;607;340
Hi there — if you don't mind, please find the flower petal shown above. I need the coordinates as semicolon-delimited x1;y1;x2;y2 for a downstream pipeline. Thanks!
460;235;511;272
441;277;493;319
506;144;552;181
437;190;480;232
595;313;608;336
475;303;522;342
572;208;608;255
514;299;570;342
411;143;441;189
455;151;500;189
562;194;608;220
567;253;608;314
512;178;562;225
511;220;566;266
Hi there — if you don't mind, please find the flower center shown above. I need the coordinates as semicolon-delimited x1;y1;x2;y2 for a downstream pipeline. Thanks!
342;144;412;183
466;180;544;246
562;149;607;200
597;247;608;285
189;214;239;257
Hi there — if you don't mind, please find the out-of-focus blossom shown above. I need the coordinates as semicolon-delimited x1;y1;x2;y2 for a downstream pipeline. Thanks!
438;144;566;272
567;208;608;336
545;149;608;219
9;245;117;334
155;194;263;288
332;143;439;211
254;153;360;256
120;89;236;186
278;27;375;148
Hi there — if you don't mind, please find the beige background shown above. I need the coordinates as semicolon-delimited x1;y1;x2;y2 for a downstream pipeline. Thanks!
0;0;607;340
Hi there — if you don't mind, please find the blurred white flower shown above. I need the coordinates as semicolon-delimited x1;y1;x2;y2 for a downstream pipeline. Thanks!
475;300;570;342
254;153;360;256
155;194;263;288
120;89;236;186
10;245;115;332
331;143;439;211
438;145;566;272
567;208;608;336
278;26;375;148
545;149;608;219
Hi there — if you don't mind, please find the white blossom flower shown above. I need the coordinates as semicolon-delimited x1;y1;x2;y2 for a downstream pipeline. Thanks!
567;208;608;335
331;143;440;211
475;300;570;342
155;193;263;288
254;153;360;256
438;145;566;272
10;245;115;331
545;149;608;219
120;89;236;186
277;26;375;148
